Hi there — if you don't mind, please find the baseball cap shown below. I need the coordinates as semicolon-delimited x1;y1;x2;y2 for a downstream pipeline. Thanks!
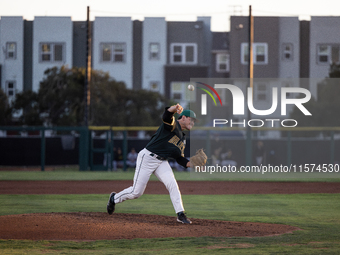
180;109;198;121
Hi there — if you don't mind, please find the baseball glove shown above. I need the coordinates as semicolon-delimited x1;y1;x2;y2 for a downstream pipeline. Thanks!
190;149;207;168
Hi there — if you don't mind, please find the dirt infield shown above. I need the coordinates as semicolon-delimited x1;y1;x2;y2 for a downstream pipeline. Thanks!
0;212;300;240
2;180;338;240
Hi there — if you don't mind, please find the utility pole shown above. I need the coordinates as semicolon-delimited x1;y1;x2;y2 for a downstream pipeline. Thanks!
249;6;254;89
246;5;254;166
84;6;92;126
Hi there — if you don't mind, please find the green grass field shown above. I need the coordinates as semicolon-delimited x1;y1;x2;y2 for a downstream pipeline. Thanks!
1;166;340;182
0;169;340;254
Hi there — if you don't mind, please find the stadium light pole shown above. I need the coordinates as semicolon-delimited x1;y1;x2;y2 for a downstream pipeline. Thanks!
84;6;92;126
245;5;254;166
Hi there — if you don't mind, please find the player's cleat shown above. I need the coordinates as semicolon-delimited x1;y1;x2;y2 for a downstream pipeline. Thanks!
177;211;192;224
107;192;116;215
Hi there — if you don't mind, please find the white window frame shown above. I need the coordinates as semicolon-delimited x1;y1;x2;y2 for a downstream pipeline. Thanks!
170;82;196;103
40;42;65;63
281;81;295;98
241;42;268;65
100;43;126;63
241;43;250;65
170;43;197;65
317;44;340;65
317;44;330;64
149;43;160;60
282;43;293;61
255;83;268;101
216;53;230;73
5;80;16;101
6;42;17;60
101;43;112;62
113;43;125;62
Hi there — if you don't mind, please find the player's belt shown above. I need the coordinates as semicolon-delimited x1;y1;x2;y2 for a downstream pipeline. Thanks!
149;153;166;161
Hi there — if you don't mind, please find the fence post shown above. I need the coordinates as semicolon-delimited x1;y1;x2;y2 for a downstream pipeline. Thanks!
123;130;128;171
245;126;252;166
206;129;211;162
287;131;292;166
40;127;45;171
110;129;114;171
79;126;89;171
330;131;334;164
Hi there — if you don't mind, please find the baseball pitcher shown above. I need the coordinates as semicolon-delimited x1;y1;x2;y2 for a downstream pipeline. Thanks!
107;104;206;224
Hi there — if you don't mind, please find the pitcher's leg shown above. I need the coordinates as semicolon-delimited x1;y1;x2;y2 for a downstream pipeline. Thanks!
114;149;160;204
154;161;185;213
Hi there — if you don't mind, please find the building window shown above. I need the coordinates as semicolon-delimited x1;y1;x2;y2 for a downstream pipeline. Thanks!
216;53;230;72
149;81;160;92
171;82;184;100
170;43;197;64
6;81;16;100
241;43;249;64
215;88;227;105
317;44;340;64
281;81;295;98
256;83;268;101
318;45;329;63
149;43;160;60
170;82;196;103
241;42;268;65
255;44;266;63
113;43;125;62
102;43;111;61
6;42;17;59
101;43;126;63
282;43;293;61
40;43;64;62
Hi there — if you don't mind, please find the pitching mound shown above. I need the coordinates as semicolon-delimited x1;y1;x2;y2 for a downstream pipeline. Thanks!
0;212;300;240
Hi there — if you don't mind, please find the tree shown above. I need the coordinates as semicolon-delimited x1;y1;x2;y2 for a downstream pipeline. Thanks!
13;66;169;126
290;63;340;132
90;70;168;126
13;66;85;126
12;90;42;125
38;66;85;126
0;89;11;125
329;63;340;78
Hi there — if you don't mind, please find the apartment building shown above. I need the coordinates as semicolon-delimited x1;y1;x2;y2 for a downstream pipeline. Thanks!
309;16;340;98
0;16;24;104
230;16;300;79
1;15;339;112
1;16;218;107
165;17;211;107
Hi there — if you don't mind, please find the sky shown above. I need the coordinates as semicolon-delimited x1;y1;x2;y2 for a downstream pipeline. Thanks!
1;0;340;31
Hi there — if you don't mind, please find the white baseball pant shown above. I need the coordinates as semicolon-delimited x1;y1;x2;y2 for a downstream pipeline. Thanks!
114;148;185;213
